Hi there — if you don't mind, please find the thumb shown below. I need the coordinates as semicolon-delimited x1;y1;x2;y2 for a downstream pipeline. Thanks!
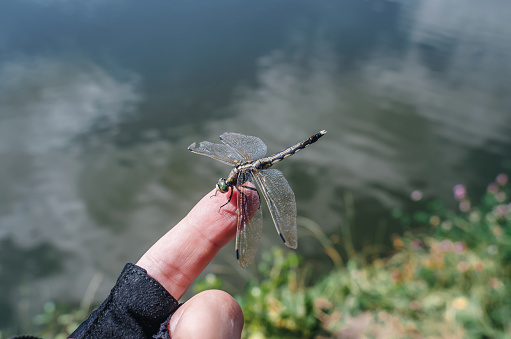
168;290;244;339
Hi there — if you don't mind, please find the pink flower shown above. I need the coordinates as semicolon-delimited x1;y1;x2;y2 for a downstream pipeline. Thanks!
453;242;466;253
410;190;423;201
495;204;508;216
453;184;466;201
496;173;508;186
440;240;453;251
487;183;499;194
459;200;471;212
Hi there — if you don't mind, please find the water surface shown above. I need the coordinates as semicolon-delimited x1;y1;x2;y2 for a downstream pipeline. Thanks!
1;0;510;334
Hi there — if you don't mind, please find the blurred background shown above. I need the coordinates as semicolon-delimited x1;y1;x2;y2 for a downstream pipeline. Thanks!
1;0;510;334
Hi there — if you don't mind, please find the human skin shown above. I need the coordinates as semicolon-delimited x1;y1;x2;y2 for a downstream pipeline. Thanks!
137;187;252;339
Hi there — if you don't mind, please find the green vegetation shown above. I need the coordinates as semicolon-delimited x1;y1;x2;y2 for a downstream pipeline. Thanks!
198;174;511;338
7;175;511;338
27;303;87;339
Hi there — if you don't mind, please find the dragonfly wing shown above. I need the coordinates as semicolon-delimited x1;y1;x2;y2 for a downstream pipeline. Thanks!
253;168;297;249
219;132;267;161
235;172;263;268
188;141;242;165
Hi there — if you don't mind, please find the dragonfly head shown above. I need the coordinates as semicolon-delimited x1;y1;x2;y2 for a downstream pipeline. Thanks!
216;178;229;193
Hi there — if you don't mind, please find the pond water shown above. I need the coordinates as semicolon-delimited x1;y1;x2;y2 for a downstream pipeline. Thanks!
1;0;510;333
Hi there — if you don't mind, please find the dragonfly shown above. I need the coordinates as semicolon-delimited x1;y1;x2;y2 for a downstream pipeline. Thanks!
188;130;327;267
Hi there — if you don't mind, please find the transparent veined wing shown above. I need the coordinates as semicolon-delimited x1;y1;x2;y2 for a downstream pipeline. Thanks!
188;140;243;166
235;171;263;268
219;132;267;161
253;168;297;249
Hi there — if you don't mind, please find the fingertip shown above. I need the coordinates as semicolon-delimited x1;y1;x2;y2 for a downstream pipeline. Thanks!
169;290;244;339
137;188;240;299
185;188;239;246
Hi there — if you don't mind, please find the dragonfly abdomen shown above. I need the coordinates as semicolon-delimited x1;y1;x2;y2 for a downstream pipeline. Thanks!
255;130;326;169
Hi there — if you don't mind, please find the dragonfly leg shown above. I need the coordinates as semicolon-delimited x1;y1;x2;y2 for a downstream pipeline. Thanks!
235;186;248;215
218;187;234;212
241;185;261;210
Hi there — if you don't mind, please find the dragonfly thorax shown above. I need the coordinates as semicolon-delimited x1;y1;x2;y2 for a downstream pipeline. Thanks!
216;164;254;193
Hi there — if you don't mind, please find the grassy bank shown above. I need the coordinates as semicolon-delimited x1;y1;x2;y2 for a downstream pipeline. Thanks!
200;174;511;338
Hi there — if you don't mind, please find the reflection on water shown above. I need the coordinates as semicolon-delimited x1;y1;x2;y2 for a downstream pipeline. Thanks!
1;0;511;334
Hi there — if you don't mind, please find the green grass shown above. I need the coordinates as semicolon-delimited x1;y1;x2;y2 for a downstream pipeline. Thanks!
8;174;511;338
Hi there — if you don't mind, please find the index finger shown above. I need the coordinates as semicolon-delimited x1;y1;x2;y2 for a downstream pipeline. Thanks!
136;188;241;299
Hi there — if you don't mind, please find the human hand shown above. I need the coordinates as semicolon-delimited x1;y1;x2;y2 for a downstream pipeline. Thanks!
137;188;249;338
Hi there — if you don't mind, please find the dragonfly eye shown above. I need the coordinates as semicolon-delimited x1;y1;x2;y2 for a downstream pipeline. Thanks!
216;178;229;192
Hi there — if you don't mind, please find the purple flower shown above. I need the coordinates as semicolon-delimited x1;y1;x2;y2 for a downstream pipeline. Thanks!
459;200;471;212
440;240;453;251
487;183;499;194
495;204;508;216
453;184;466;201
410;190;423;201
496;173;508;186
453;242;466;253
